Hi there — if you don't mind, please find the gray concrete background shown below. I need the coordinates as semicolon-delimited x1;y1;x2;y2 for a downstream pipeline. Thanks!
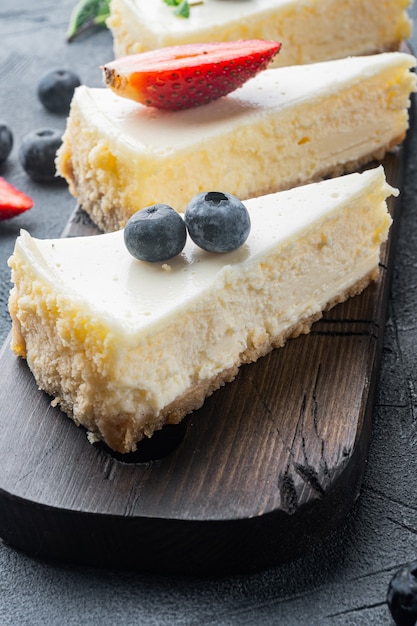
1;2;417;624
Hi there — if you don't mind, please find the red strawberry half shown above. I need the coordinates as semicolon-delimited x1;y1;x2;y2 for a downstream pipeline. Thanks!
0;177;33;221
102;39;281;111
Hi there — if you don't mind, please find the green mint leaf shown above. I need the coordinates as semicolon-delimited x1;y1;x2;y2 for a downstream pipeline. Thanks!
163;0;193;18
174;0;190;18
67;0;111;42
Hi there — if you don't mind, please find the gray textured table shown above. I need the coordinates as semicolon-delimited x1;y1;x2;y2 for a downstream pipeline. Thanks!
1;2;417;624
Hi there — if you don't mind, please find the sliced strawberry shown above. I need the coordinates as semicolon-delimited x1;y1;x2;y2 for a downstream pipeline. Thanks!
102;39;281;111
0;177;33;221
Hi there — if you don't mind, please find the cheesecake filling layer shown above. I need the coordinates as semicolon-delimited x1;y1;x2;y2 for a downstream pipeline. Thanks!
108;0;412;65
56;52;416;233
9;167;395;453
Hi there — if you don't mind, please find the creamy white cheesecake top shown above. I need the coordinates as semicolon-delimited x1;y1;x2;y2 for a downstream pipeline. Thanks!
75;52;416;156
117;0;306;34
9;166;396;451
15;167;395;337
109;0;412;48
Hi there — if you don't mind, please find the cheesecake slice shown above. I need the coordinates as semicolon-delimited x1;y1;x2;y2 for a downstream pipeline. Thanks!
9;167;395;453
56;52;416;233
108;0;412;65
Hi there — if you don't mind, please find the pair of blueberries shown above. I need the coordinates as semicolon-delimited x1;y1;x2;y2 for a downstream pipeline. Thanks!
1;69;80;181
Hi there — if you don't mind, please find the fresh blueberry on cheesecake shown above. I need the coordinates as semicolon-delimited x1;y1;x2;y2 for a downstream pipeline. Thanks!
184;191;251;253
124;203;187;262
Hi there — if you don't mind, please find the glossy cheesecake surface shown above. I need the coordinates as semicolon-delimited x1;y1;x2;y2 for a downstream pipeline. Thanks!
9;168;395;452
108;0;413;66
56;52;416;232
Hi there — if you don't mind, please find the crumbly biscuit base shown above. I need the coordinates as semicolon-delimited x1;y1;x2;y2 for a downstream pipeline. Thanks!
17;267;376;454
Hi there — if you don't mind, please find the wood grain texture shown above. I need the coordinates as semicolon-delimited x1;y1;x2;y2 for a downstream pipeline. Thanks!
0;148;405;575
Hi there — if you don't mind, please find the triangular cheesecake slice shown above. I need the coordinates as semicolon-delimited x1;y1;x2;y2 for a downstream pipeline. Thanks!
108;0;412;66
56;52;415;233
9;167;395;453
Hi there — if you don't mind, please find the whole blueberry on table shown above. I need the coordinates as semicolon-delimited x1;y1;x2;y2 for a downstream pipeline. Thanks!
387;561;417;625
19;128;62;182
124;204;187;262
184;191;251;253
37;68;81;114
0;121;13;163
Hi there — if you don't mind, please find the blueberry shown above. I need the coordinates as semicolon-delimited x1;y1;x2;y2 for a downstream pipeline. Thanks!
387;562;417;625
124;204;187;262
37;68;81;114
0;121;13;163
184;191;251;253
19;128;62;182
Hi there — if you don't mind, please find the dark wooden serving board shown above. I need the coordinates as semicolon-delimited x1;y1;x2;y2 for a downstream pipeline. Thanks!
0;145;408;575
